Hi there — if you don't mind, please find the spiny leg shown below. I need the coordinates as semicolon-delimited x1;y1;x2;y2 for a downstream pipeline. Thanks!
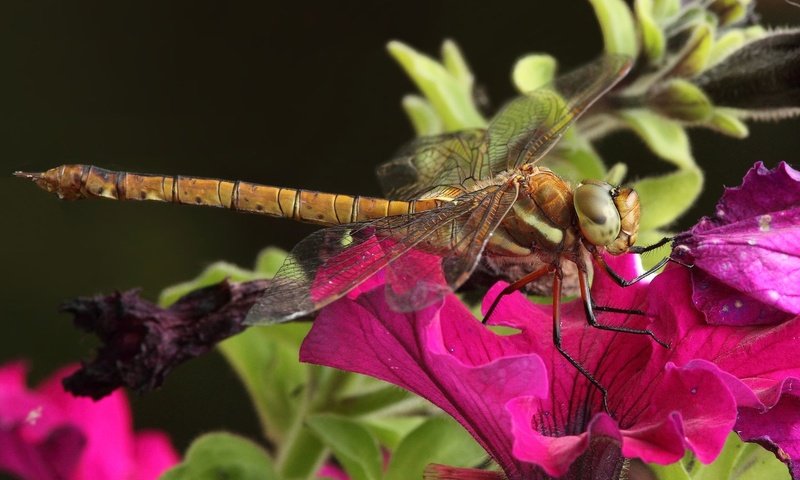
591;250;670;288
551;269;611;414
628;236;672;254
578;268;670;349
585;236;678;288
482;266;551;325
592;305;646;316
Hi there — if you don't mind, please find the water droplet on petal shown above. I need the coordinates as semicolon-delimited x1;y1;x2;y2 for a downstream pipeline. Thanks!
768;290;780;301
25;406;43;425
759;214;772;232
690;387;697;395
747;238;757;246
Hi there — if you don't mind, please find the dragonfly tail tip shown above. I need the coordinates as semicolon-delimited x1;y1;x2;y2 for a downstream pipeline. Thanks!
13;171;42;180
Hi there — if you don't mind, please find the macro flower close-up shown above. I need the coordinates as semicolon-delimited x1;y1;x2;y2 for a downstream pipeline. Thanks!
300;161;800;479
3;1;800;479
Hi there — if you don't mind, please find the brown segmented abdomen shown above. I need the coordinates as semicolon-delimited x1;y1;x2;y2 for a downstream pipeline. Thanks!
15;164;441;225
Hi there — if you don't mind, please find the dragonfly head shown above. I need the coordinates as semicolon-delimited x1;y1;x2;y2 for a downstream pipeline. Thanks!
573;180;640;255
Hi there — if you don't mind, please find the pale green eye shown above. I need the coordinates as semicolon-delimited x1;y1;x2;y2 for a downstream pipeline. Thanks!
573;182;621;246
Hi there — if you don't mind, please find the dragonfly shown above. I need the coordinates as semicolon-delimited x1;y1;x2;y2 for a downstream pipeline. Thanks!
15;54;670;412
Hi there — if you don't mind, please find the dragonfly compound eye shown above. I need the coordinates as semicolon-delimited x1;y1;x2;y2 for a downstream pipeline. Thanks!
573;181;621;247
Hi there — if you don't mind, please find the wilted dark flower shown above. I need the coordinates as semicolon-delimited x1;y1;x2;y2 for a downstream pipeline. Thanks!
62;279;268;398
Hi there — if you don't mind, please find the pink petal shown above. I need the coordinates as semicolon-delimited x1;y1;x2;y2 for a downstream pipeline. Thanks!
300;289;549;479
735;380;800;478
0;425;86;480
674;162;800;325
131;431;181;480
318;463;350;480
0;361;178;480
302;230;800;478
650;265;800;474
37;365;136;480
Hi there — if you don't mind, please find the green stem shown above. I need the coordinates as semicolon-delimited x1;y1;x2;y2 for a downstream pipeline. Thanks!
275;367;328;479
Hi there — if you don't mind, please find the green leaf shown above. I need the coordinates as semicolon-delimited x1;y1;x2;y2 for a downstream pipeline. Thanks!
402;95;443;136
731;441;791;480
619;109;695;168
546;137;607;183
253;246;287;276
160;432;277;480
672;21;715;78
604;162;628;185
653;0;680;20
648;79;714;122
218;324;311;442
707;29;746;68
512;54;557;93
708;0;752;27
650;456;692;480
589;0;639;57
384;416;488;480
275;427;327;480
307;414;383;480
694;24;764;77
636;0;666;63
707;108;749;138
358;416;428;450
633;167;703;231
441;39;473;91
387;41;487;131
329;384;413;417
158;261;266;307
650;433;791;480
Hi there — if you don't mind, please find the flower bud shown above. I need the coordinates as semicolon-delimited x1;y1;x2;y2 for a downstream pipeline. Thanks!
647;78;714;121
692;29;800;120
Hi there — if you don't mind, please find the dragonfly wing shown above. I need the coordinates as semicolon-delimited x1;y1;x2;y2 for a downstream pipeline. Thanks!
485;54;631;174
376;130;487;200
245;181;519;324
383;180;518;312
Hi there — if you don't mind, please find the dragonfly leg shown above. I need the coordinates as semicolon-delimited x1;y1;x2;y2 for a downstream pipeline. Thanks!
482;266;552;325
592;304;646;316
552;269;611;414
591;250;670;288
628;236;672;254
578;268;670;349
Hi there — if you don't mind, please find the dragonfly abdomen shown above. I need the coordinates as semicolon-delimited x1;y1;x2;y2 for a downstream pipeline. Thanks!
15;164;440;226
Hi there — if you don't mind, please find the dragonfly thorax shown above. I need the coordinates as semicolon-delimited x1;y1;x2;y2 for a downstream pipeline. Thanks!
494;171;641;260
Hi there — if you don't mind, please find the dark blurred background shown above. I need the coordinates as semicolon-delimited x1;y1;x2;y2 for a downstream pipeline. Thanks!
1;0;798;454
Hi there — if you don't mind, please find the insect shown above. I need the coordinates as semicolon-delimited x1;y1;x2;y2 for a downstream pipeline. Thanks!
15;54;669;412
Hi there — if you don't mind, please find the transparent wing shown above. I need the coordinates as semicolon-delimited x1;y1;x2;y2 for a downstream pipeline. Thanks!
246;181;519;324
485;54;631;175
375;55;630;200
376;129;487;200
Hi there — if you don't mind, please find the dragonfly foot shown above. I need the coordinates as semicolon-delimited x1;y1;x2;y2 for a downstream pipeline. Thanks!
668;256;694;269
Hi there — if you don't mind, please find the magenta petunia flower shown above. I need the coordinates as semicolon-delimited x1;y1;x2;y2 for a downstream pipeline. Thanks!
673;161;800;326
301;250;800;478
0;361;179;480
